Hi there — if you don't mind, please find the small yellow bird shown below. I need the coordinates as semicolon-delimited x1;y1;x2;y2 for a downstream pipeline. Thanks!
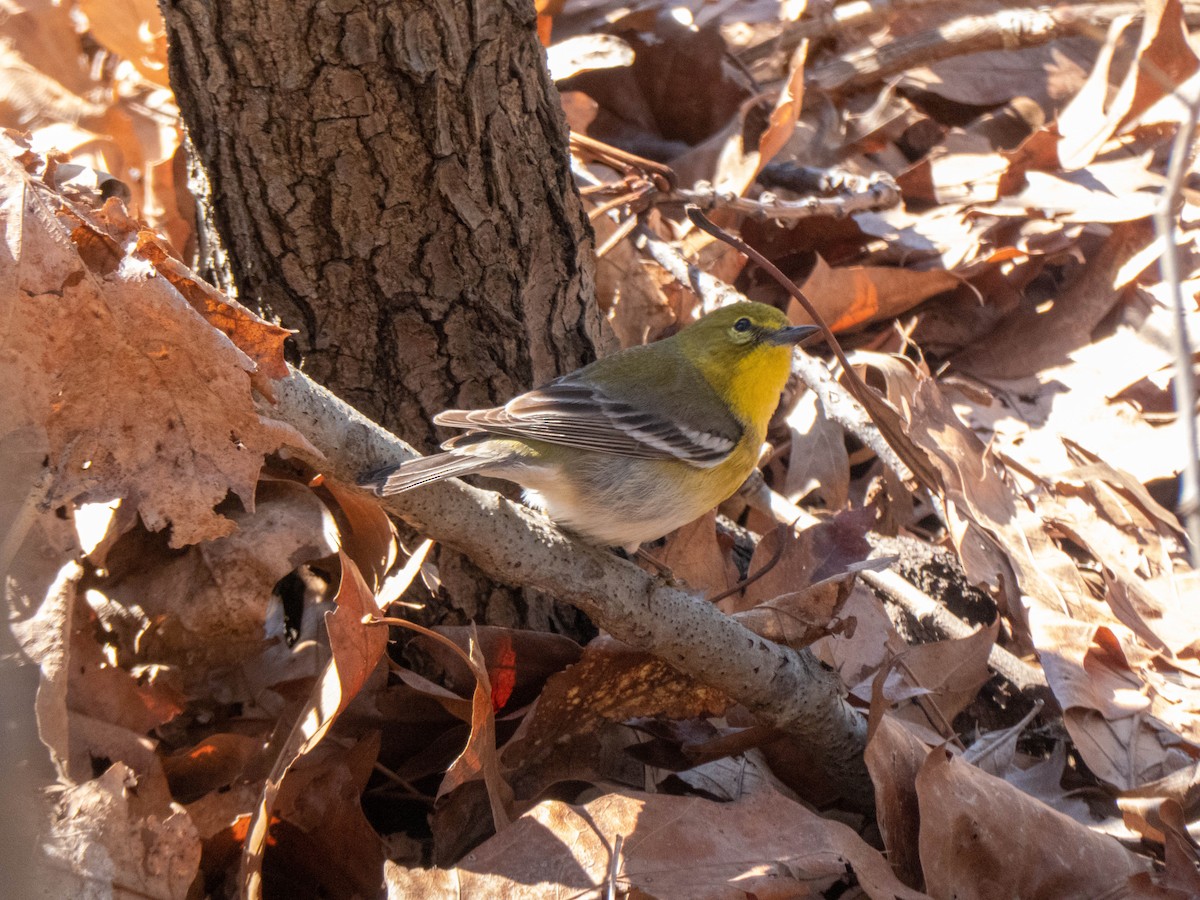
361;302;815;552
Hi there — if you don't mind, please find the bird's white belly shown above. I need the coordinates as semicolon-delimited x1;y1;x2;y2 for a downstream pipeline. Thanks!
513;454;716;551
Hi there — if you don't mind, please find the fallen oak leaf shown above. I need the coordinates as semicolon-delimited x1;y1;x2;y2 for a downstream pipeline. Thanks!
372;617;514;831
135;231;292;385
315;475;398;593
916;746;1151;898
0;138;304;547
387;787;928;900
1057;0;1199;169
790;254;960;334
239;551;387;899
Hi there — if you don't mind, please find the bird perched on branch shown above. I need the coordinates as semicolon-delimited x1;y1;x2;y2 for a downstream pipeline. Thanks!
360;302;816;553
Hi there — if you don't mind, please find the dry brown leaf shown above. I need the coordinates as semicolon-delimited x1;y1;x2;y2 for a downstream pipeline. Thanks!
318;476;397;593
67;588;185;733
916;748;1150;898
44;762;200;900
8;561;77;778
906;376;1095;633
790;253;959;332
1054;13;1140;168
83;98;184;237
534;0;563;46
957;219;1154;380
782;389;849;509
906;351;1200;790
546;34;634;81
1030;608;1199;789
895;378;1200;788
432;627;515;829
362;678;465;783
501;634;730;770
811;585;900;691
988;152;1165;223
853;202;1018;277
145;142;194;257
562;14;751;168
897;131;1009;206
739;508;873;609
1120;760;1200;833
713;41;808;197
239;553;388;897
1002;742;1099;827
1104;571;1200;667
903;41;1091;110
757;43;808;168
727;511;871;650
952;284;1196;483
10;0;183;236
1158;799;1200;895
135;230;291;382
413;624;581;714
86;480;338;691
388;787;929;900
78;0;170;88
732;580;854;649
660;745;789;801
3;425;84;763
1035;468;1195;663
162;732;265;804
378;620;515;832
882;619;998;726
391;669;472;730
796;339;943;494
865;715;930;892
1057;0;1199;169
268;734;387;899
0;15;106;175
655;510;739;598
594;210;676;347
0;140;297;547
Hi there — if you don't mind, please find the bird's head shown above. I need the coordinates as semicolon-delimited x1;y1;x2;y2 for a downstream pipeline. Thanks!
677;301;817;424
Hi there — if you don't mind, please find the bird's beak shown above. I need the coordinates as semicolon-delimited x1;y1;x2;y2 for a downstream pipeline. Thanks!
767;324;820;346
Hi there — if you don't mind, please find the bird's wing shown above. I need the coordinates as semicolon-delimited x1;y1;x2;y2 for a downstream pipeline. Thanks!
435;379;740;468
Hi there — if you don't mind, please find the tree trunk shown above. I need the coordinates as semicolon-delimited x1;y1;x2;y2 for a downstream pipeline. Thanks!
161;0;605;625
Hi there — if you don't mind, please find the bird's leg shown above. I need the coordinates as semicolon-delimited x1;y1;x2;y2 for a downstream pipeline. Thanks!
633;546;684;587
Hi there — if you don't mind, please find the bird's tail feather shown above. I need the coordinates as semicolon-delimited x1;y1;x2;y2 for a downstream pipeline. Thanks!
359;452;494;495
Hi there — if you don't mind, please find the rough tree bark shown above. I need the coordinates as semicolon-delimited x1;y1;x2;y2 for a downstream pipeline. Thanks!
160;0;606;625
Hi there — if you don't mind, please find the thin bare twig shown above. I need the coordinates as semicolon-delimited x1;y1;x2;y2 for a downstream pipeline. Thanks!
707;522;792;605
1153;85;1200;567
605;833;624;900
634;225;745;310
669;174;900;221
573;131;898;228
800;3;1200;95
739;472;1048;692
739;0;946;66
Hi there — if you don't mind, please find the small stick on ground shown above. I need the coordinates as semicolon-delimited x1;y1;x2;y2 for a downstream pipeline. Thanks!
739;473;1048;693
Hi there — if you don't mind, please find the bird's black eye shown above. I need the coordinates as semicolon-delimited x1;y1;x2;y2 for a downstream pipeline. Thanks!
733;317;752;333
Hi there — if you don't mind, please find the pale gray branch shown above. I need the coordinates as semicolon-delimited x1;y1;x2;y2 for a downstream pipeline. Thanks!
1153;82;1200;566
261;367;874;809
